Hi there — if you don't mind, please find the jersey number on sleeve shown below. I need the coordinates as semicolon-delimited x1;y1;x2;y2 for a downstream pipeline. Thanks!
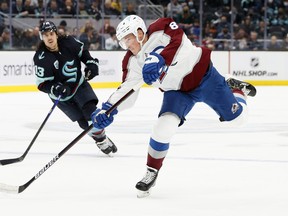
35;66;45;77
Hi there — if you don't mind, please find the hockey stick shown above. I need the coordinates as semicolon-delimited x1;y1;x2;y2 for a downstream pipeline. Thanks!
0;95;62;166
0;81;144;194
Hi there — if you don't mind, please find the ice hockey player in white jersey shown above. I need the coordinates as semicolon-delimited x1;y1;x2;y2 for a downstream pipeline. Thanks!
90;15;257;197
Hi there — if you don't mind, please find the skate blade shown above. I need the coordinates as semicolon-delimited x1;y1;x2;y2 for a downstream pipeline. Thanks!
137;189;151;198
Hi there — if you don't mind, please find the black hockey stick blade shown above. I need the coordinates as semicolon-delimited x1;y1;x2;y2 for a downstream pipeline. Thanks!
0;82;144;194
0;95;61;166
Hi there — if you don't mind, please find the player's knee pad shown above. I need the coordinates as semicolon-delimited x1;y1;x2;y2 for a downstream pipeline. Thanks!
151;112;181;143
82;100;97;120
223;102;248;127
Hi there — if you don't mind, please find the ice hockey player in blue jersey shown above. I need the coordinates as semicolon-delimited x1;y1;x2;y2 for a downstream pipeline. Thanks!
90;15;257;197
33;21;117;155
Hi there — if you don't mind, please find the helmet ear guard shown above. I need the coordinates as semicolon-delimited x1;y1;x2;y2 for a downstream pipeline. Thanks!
116;15;147;50
39;21;58;40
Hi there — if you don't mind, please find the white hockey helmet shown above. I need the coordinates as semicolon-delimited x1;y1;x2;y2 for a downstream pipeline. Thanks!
116;15;147;50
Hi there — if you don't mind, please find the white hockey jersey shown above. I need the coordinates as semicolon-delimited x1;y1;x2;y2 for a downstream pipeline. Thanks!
108;17;211;111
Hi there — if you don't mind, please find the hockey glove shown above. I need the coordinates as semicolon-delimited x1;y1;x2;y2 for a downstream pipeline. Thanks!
142;52;165;85
91;102;118;129
51;82;71;98
85;58;99;80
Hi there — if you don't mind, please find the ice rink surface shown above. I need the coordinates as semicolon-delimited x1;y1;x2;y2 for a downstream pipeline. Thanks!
0;86;288;216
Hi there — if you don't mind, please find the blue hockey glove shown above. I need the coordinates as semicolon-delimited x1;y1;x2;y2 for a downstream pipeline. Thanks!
51;82;71;98
142;52;165;85
85;58;99;80
91;102;118;129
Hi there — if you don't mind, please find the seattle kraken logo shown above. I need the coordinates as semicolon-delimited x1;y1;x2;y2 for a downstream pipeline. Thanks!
62;60;77;82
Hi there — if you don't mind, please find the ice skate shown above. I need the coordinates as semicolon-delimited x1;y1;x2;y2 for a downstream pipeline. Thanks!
136;167;158;198
226;77;257;97
92;129;117;155
94;136;117;155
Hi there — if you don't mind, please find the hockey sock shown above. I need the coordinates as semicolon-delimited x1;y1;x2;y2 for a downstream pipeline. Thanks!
88;122;106;141
233;89;247;105
147;113;180;170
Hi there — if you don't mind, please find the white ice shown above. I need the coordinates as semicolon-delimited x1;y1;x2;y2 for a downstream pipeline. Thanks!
0;86;288;216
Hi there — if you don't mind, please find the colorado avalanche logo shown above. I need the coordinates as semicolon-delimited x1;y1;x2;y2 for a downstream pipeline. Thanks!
231;103;239;114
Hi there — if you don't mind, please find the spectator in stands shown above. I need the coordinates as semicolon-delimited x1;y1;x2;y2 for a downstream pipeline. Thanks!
60;0;76;18
79;20;93;34
247;31;262;50
216;15;229;33
282;34;288;50
99;18;116;34
104;0;121;17
254;20;266;39
47;0;61;18
166;0;183;20
57;27;66;36
111;0;122;14
21;28;38;50
58;20;67;31
30;0;40;7
239;15;254;35
92;29;106;50
105;30;119;50
215;25;231;50
234;28;249;50
234;27;249;41
0;0;9;12
283;0;288;14
0;16;4;33
34;0;46;18
78;0;90;18
186;0;198;19
268;7;286;39
0;0;9;19
241;0;257;17
236;36;249;50
58;20;68;35
71;27;79;39
87;0;102;20
176;5;193;36
12;0;24;16
23;0;35;16
124;2;137;15
79;25;104;50
32;25;40;45
0;28;10;50
190;19;200;44
267;35;282;50
203;21;217;38
79;26;95;50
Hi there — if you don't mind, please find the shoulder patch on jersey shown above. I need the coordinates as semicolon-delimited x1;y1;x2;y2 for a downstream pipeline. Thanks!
38;51;45;60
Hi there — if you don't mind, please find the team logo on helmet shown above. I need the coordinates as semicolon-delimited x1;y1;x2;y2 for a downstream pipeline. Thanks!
39;21;57;40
